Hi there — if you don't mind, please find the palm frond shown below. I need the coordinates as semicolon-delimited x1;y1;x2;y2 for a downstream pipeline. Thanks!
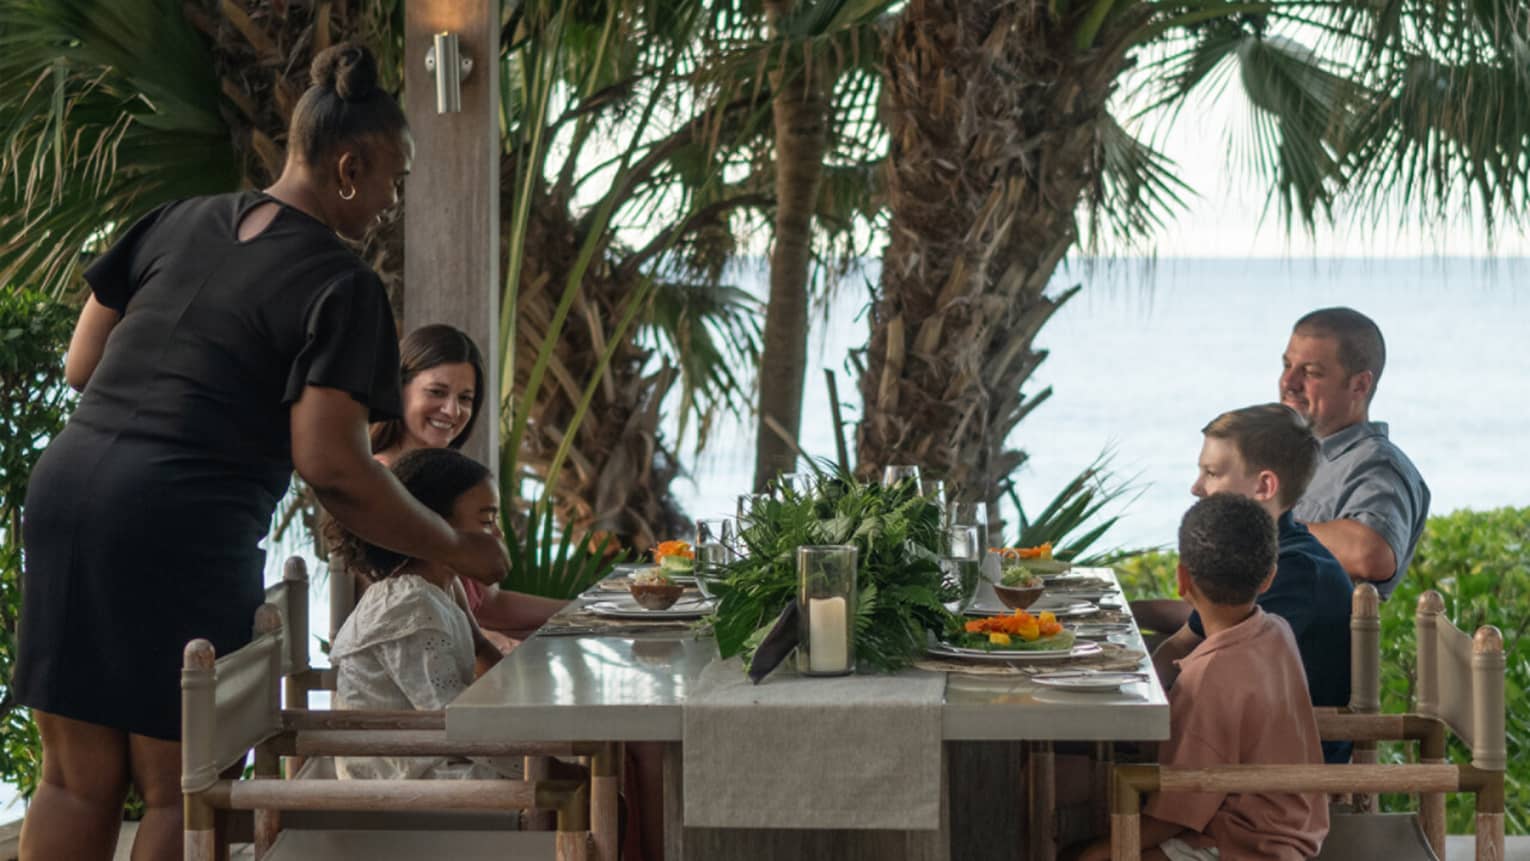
0;0;238;298
1084;113;1193;250
644;277;763;448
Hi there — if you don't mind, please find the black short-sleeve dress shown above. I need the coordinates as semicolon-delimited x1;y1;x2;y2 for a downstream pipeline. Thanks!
14;191;402;740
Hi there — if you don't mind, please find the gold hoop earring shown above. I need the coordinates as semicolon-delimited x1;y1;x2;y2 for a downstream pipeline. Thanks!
339;185;357;201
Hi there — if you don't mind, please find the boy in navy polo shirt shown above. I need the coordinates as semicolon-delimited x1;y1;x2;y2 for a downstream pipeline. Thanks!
1152;403;1353;762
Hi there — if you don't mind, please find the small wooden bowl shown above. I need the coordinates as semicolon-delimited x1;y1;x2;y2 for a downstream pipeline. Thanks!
630;581;685;611
992;582;1045;610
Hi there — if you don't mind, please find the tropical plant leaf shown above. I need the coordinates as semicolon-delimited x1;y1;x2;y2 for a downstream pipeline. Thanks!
501;498;625;599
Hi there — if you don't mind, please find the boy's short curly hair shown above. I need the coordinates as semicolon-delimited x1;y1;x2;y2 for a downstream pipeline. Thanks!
1177;493;1278;605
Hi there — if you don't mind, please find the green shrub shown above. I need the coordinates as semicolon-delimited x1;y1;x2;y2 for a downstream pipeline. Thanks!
0;289;76;800
1110;508;1530;834
1374;507;1530;834
1115;550;1177;602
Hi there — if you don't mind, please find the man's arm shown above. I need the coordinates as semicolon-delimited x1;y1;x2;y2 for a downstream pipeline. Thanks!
1305;519;1395;584
1151;624;1205;691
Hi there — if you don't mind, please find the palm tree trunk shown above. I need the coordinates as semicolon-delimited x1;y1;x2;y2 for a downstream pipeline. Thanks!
857;0;1136;516
752;0;828;490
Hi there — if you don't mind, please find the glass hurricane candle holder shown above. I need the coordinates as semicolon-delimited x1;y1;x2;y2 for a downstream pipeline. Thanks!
796;545;858;677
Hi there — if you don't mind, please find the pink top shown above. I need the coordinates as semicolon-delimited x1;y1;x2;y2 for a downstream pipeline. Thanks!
1145;607;1329;860
459;575;490;613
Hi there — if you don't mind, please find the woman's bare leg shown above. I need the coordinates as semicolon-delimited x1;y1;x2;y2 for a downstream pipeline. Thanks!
127;733;184;861
20;710;130;861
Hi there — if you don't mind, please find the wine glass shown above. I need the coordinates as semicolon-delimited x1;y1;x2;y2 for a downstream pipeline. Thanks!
736;493;770;525
695;517;735;548
947;500;990;553
775;472;804;500
920;477;947;508
882;465;920;489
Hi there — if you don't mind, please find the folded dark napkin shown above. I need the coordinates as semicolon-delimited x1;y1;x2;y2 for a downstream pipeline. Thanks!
747;601;800;683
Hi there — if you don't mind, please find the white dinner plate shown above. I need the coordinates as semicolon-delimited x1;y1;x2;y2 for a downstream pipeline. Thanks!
966;599;1098;619
1040;588;1114;602
1031;671;1146;692
926;640;1103;663
585;597;714;620
1067;622;1135;639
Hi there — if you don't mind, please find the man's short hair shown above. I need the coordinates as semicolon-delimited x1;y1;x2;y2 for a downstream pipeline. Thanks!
1293;307;1387;399
1202;403;1319;509
1178;494;1278;606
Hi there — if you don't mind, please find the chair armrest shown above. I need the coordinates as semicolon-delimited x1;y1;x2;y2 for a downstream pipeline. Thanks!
1315;713;1445;750
284;729;595;761
283;709;446;732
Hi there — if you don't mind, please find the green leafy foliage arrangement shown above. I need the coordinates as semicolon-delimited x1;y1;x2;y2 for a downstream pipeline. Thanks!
710;470;953;673
501;499;624;600
0;289;76;799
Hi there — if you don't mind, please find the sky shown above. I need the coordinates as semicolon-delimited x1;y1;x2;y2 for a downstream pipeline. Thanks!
1131;67;1530;259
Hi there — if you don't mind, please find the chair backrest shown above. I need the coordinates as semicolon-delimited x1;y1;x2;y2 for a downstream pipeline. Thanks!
1349;583;1381;715
182;603;285;794
262;556;312;679
1415;590;1506;771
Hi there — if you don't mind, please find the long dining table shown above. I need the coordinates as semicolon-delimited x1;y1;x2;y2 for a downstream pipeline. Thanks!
446;568;1170;860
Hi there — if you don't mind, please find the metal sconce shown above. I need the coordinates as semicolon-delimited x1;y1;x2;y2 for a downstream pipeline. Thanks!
424;32;474;113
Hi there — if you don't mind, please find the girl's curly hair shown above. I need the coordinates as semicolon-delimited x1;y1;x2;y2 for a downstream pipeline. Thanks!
324;447;491;582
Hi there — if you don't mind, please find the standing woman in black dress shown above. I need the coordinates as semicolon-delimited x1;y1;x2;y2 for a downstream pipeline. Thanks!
13;43;509;860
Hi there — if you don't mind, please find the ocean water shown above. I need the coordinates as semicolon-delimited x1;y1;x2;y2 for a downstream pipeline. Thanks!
668;256;1530;548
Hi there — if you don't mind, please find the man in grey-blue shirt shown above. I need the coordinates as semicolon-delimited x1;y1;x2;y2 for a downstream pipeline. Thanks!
1281;308;1430;599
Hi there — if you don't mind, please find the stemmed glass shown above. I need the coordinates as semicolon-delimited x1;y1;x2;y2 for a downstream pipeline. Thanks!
882;465;920;489
736;493;770;525
921;477;947;508
947;499;990;553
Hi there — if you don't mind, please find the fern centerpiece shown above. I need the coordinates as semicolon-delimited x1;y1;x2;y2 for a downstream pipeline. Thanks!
710;471;955;673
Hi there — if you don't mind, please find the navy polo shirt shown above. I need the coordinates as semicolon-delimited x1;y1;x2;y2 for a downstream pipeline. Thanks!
1189;511;1353;760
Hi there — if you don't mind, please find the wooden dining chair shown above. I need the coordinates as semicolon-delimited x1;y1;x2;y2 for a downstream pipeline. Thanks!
182;601;618;860
1107;587;1506;861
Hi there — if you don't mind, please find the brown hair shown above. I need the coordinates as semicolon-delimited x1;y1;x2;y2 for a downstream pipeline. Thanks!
369;324;486;454
1293;307;1386;401
287;42;408;168
1201;403;1319;510
326;448;492;582
1178;493;1277;605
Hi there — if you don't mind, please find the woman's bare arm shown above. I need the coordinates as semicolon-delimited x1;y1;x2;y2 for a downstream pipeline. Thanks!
65;296;121;391
290;385;509;584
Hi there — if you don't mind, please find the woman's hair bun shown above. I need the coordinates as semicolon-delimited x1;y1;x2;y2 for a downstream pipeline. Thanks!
310;42;380;101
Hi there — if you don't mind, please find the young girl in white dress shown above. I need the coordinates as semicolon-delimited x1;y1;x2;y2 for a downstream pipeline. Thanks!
327;447;516;780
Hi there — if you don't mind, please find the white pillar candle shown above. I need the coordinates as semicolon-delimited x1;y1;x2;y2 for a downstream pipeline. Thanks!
807;596;849;673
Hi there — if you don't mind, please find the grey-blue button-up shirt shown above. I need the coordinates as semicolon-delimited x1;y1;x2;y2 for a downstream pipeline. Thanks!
1292;420;1430;600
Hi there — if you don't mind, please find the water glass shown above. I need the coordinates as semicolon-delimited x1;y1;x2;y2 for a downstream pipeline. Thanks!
940;524;982;613
694;541;731;600
696;517;735;549
797;545;858;676
882;464;921;489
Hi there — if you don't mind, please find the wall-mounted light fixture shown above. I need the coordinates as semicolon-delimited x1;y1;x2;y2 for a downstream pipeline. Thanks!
424;32;474;113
